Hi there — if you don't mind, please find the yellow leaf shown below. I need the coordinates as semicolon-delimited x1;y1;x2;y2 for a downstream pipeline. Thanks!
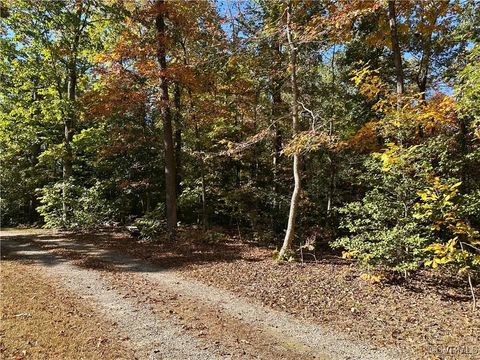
360;273;384;283
342;251;356;259
451;182;462;189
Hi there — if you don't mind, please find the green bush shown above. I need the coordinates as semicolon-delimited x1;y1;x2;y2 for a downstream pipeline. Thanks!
332;190;430;273
133;204;166;240
331;149;432;273
332;140;479;274
37;180;112;230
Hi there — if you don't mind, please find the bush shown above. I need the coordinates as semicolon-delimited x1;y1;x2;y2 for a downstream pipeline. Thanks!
331;148;432;273
332;142;480;275
414;178;480;273
37;180;112;230
332;190;430;273
133;204;166;240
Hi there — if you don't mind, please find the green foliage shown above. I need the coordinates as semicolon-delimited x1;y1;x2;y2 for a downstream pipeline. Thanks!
456;44;480;137
273;248;296;263
332;45;480;276
133;204;166;241
203;230;228;244
332;126;480;274
331;155;431;272
37;181;112;230
461;190;480;223
414;178;480;273
1;0;478;293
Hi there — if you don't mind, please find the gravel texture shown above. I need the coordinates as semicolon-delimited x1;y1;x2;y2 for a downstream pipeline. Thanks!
2;236;222;359
1;230;403;360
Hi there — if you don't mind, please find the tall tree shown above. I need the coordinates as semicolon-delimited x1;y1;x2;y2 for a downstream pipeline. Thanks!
62;1;92;222
155;0;177;235
278;2;301;259
0;0;110;226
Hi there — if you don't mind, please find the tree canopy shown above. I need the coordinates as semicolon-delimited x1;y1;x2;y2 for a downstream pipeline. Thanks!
1;0;479;295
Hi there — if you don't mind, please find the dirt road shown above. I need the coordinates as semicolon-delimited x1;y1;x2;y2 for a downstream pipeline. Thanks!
1;229;403;359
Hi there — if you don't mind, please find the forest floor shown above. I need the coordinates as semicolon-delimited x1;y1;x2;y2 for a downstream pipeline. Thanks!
1;228;478;360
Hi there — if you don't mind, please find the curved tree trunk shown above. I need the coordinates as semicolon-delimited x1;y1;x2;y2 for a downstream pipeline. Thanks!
271;39;283;234
278;3;301;259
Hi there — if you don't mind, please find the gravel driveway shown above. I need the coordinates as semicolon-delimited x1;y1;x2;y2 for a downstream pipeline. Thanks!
1;230;404;359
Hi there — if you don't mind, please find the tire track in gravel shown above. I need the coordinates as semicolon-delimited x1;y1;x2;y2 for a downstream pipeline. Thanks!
1;237;224;360
1;232;405;360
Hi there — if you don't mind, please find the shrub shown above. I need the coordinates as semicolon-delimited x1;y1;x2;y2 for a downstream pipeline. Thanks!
332;190;430;273
133;204;166;240
332;144;480;276
414;178;480;273
37;180;112;230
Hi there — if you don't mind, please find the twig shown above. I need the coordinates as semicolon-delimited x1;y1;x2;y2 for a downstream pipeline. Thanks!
468;274;477;310
459;241;477;310
299;241;304;265
460;241;480;253
297;100;318;131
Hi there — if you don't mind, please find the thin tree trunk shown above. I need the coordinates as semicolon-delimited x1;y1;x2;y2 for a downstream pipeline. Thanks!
388;0;404;97
146;192;152;212
271;40;283;234
279;3;301;259
235;115;241;188
180;39;207;229
62;55;76;224
193;118;207;229
191;95;207;229
156;1;177;236
416;12;437;99
61;2;89;225
29;79;41;223
327;45;336;216
174;82;183;198
417;41;431;98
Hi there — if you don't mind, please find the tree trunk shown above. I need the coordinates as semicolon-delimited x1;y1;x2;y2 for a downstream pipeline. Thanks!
388;0;404;96
29;74;41;223
156;1;177;236
278;3;301;259
62;59;76;224
271;40;283;234
416;13;437;99
174;82;183;198
61;2;87;225
189;90;207;229
417;41;431;98
195;120;208;229
179;39;207;229
327;45;336;217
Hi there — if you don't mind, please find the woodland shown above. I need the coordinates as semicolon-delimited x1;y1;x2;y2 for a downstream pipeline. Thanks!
1;0;480;307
